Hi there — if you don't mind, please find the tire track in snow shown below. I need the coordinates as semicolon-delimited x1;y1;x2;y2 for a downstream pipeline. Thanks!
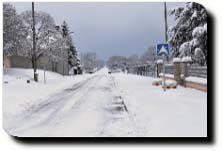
98;74;140;136
112;75;150;136
6;75;101;135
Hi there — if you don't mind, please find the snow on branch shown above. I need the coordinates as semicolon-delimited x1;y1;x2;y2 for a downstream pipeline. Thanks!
179;42;191;57
192;26;205;38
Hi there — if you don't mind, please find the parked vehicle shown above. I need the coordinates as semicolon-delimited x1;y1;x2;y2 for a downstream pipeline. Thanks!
108;68;122;74
85;68;97;74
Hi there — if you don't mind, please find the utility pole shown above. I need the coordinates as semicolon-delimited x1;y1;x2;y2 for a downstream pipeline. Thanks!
164;2;168;42
32;2;38;82
63;47;65;76
164;2;169;63
162;2;168;91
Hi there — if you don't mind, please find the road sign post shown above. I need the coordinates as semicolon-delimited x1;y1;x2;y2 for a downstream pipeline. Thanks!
162;59;166;91
156;43;169;92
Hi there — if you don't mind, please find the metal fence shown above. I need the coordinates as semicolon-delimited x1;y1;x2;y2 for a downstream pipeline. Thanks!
130;63;207;79
165;64;174;75
164;64;207;78
188;66;207;78
128;64;156;77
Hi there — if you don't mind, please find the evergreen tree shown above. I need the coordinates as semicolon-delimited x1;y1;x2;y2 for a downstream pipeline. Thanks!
68;45;78;67
61;21;69;38
61;21;80;71
168;2;207;65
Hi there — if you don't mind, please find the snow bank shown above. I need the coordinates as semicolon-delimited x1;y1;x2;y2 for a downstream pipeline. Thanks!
4;68;62;83
165;79;177;87
114;73;207;136
185;76;207;85
3;68;93;118
159;73;174;79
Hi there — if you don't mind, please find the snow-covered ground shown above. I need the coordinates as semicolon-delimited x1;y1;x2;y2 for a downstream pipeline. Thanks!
3;67;207;137
3;68;93;128
185;76;207;85
114;73;207;137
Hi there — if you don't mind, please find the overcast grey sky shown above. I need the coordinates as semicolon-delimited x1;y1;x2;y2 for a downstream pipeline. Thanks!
10;2;185;61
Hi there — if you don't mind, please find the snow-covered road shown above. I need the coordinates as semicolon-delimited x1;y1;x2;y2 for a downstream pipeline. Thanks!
5;69;141;136
3;68;207;137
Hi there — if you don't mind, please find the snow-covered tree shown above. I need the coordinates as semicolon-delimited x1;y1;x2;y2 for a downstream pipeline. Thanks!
96;59;105;69
107;56;128;70
127;54;140;67
3;3;27;57
20;10;57;63
59;21;81;71
68;45;78;67
168;2;207;65
45;27;67;62
81;52;100;71
140;45;156;64
191;24;207;65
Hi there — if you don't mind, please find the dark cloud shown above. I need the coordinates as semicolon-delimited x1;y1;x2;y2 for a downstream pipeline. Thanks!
11;2;185;60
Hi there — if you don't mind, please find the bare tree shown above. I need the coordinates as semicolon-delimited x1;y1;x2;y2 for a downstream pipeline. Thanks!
140;45;156;64
81;52;100;72
127;54;140;67
107;56;128;70
20;10;56;67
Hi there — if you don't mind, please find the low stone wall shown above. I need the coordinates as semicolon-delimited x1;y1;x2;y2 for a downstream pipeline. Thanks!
4;55;70;75
159;74;207;92
4;56;32;68
183;80;207;92
157;59;207;92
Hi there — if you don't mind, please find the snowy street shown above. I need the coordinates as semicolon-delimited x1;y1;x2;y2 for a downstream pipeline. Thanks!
3;2;208;138
3;68;207;137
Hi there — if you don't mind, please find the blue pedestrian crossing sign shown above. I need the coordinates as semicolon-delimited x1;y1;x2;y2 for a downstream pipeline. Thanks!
156;43;169;56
